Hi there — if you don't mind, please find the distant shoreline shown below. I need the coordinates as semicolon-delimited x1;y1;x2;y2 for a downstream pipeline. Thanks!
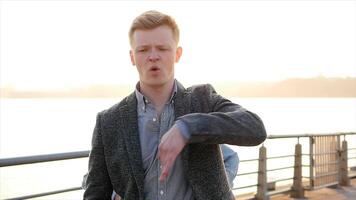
1;77;356;98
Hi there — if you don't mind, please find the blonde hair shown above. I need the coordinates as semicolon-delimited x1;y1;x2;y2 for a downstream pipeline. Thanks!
129;10;180;46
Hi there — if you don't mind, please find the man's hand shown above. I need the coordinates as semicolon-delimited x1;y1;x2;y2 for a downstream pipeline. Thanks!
158;124;187;182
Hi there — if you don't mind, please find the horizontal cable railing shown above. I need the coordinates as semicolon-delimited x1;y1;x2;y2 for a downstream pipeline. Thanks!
267;154;294;159
236;171;259;176
273;177;294;183
267;166;294;172
1;132;355;200
233;183;258;190
239;158;259;162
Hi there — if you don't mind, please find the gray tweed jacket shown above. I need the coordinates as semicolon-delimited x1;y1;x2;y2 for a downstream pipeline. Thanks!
83;82;266;200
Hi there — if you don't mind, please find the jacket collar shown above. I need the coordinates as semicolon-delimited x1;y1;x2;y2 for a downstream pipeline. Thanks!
135;80;178;111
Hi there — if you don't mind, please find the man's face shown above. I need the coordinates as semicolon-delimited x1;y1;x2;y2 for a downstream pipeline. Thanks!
130;25;182;88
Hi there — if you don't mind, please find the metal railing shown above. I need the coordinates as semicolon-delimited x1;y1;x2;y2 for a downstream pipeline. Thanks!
0;151;90;200
232;132;356;199
1;132;355;200
232;155;297;196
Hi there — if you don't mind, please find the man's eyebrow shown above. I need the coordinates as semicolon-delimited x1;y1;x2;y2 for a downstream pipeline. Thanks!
156;45;170;48
135;44;171;50
135;45;150;49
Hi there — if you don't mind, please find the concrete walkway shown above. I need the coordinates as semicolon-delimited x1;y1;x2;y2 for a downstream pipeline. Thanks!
270;178;356;200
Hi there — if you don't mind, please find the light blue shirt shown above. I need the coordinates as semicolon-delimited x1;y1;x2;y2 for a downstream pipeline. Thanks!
135;81;193;200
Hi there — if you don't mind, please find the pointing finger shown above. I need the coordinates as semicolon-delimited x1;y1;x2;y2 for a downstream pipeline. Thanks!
159;159;172;182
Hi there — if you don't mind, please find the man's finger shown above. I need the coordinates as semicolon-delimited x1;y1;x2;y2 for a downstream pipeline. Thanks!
159;160;172;182
159;168;168;182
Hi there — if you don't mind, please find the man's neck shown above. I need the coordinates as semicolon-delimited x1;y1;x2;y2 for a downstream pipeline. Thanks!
139;79;175;114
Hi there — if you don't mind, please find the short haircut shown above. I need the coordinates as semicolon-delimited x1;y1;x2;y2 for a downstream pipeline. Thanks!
129;10;180;46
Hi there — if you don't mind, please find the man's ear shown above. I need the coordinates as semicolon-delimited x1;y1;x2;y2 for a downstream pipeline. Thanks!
175;47;182;63
130;50;135;65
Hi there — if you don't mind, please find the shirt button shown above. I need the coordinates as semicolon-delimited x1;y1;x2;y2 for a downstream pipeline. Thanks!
153;118;157;122
160;190;164;195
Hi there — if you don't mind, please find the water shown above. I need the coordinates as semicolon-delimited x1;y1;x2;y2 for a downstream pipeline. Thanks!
1;98;355;199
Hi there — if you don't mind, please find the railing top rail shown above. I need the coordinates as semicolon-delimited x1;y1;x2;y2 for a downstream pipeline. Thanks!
0;150;90;167
267;132;356;139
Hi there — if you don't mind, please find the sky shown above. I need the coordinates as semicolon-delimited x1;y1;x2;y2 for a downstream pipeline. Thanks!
0;0;355;90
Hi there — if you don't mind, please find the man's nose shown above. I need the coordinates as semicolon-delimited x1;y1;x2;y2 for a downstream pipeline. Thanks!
148;50;160;62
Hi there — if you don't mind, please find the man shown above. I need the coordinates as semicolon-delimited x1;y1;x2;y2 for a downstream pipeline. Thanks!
83;10;266;200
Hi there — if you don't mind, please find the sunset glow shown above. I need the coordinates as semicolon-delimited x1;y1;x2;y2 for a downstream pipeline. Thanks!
0;0;355;90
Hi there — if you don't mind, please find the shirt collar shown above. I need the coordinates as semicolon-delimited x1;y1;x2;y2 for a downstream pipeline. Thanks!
135;79;178;111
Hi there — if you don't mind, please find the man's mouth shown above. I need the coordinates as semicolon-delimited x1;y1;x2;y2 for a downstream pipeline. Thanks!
150;66;160;71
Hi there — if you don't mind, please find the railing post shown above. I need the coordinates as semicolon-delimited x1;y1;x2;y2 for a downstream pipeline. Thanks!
339;139;350;186
255;145;269;200
309;136;314;189
290;141;305;198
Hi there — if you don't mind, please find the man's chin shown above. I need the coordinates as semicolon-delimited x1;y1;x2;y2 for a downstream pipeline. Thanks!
142;79;172;88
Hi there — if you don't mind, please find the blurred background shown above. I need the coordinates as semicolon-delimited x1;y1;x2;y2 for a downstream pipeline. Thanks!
0;0;355;199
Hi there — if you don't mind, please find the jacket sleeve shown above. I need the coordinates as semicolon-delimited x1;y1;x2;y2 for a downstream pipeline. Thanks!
177;84;266;146
83;113;113;200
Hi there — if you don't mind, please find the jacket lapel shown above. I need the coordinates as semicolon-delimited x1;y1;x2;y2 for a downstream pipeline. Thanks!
120;92;145;197
174;81;192;168
174;81;191;119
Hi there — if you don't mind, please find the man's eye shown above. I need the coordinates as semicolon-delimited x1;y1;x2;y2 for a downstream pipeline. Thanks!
136;48;147;52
